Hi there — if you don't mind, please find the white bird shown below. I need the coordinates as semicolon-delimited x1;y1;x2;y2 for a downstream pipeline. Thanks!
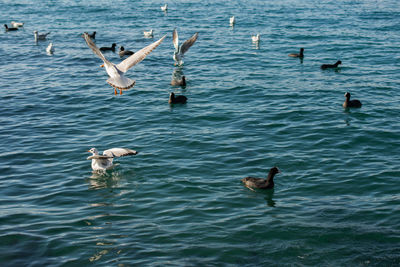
143;29;154;38
34;31;50;42
87;147;138;172
252;33;260;43
11;21;24;27
172;28;198;66
46;42;54;54
229;16;235;26
83;32;166;95
161;4;168;11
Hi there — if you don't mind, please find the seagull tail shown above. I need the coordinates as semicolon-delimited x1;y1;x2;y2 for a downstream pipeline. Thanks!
107;77;136;91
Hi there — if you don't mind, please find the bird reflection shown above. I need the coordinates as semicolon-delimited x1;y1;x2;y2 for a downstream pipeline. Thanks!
264;190;276;207
87;171;122;190
252;42;260;50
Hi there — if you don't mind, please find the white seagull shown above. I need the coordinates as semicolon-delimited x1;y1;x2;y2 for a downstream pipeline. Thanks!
11;21;24;27
34;31;50;42
229;16;235;26
172;29;198;66
161;4;168;11
87;147;138;172
83;32;166;95
252;33;260;43
46;42;54;54
143;29;154;38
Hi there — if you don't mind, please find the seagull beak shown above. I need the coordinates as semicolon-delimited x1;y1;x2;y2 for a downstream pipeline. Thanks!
100;64;104;68
87;150;91;153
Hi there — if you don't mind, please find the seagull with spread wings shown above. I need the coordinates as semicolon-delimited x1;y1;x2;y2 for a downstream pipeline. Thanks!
87;147;138;172
172;29;198;66
83;32;166;95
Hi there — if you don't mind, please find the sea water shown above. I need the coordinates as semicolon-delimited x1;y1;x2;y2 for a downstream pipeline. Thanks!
0;0;399;265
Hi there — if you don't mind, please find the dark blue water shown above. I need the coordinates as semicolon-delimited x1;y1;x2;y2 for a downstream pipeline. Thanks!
1;0;399;265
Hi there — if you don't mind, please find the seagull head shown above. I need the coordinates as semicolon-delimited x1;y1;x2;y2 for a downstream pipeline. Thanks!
88;148;99;155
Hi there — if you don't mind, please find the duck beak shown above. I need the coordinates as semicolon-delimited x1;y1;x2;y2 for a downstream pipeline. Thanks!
87;150;91;153
100;64;104;68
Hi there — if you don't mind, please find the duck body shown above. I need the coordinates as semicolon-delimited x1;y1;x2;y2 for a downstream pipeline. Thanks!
4;24;18;31
119;46;134;57
242;167;280;190
169;92;187;104
87;147;138;172
100;43;117;52
289;48;304;58
321;60;342;69
343;92;362;108
172;29;198;66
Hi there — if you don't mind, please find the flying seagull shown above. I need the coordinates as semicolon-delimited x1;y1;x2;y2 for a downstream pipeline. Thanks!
83;32;166;95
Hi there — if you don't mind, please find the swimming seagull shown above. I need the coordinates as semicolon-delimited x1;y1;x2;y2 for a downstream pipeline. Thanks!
144;29;154;38
230;16;235;26
161;4;168;11
11;21;24;28
172;29;198;66
252;34;260;43
83;32;166;95
87;147;138;172
34;31;50;41
46;42;54;54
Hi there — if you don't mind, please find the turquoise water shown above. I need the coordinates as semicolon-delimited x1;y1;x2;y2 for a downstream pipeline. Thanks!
1;0;400;265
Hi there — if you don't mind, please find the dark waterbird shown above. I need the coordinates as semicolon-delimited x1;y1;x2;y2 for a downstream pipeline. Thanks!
87;31;96;39
119;46;134;57
81;31;96;39
100;43;117;52
242;167;281;190
169;92;187;104
343;92;362;108
321;60;342;69
4;24;18;31
170;76;186;87
288;48;304;58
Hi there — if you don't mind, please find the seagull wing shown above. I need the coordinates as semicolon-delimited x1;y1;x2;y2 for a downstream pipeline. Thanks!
173;28;179;51
87;155;112;160
83;32;110;64
116;35;166;73
180;32;198;55
103;148;138;158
